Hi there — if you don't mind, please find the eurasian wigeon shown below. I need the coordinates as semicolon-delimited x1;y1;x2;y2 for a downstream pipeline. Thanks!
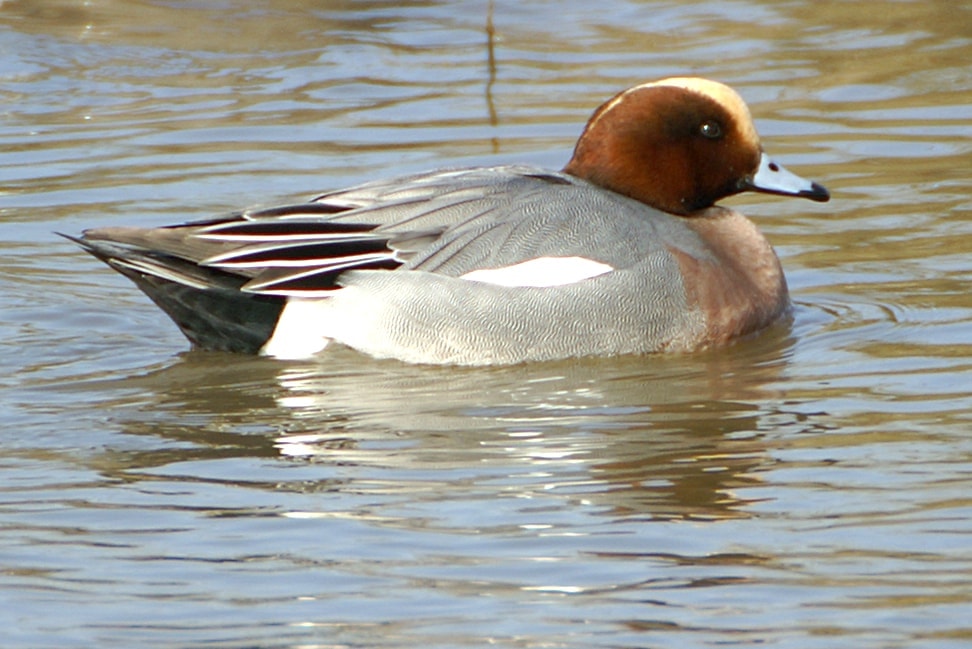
68;77;829;365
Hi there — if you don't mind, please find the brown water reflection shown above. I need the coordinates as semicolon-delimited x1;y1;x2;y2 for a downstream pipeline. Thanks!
2;0;971;647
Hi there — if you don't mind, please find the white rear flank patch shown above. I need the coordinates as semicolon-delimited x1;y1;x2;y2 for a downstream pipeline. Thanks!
459;256;613;288
261;298;332;359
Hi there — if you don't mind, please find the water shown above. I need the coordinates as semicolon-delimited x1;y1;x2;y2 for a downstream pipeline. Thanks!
2;0;971;647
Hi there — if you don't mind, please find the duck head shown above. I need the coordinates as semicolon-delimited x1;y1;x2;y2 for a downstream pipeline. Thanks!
563;77;830;215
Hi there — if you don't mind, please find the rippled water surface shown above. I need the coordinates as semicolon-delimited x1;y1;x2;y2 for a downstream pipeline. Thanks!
2;1;971;647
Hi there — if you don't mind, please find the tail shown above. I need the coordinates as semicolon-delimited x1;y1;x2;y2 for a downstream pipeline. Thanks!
62;233;284;354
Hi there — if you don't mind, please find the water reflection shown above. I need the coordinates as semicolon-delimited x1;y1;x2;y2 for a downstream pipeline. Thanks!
60;324;808;525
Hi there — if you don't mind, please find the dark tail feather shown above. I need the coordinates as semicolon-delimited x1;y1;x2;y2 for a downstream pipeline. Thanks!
120;269;284;354
62;234;284;354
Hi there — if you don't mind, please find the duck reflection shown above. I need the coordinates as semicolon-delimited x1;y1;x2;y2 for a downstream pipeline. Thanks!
83;322;799;523
272;339;792;521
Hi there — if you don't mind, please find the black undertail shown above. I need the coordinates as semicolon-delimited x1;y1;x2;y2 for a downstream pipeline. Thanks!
63;234;284;354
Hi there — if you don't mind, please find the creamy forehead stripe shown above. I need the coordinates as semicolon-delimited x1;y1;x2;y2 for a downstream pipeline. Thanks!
589;77;759;142
460;256;613;287
648;77;752;118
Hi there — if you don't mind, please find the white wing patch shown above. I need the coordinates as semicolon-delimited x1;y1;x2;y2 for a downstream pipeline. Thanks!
460;256;613;288
262;256;614;359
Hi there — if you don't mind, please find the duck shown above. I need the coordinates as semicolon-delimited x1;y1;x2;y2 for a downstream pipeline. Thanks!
67;77;829;365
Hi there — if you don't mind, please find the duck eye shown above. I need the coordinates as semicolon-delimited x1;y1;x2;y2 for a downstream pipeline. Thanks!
699;121;722;139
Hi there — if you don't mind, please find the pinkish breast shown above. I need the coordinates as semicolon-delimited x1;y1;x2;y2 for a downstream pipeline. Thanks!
668;207;789;346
